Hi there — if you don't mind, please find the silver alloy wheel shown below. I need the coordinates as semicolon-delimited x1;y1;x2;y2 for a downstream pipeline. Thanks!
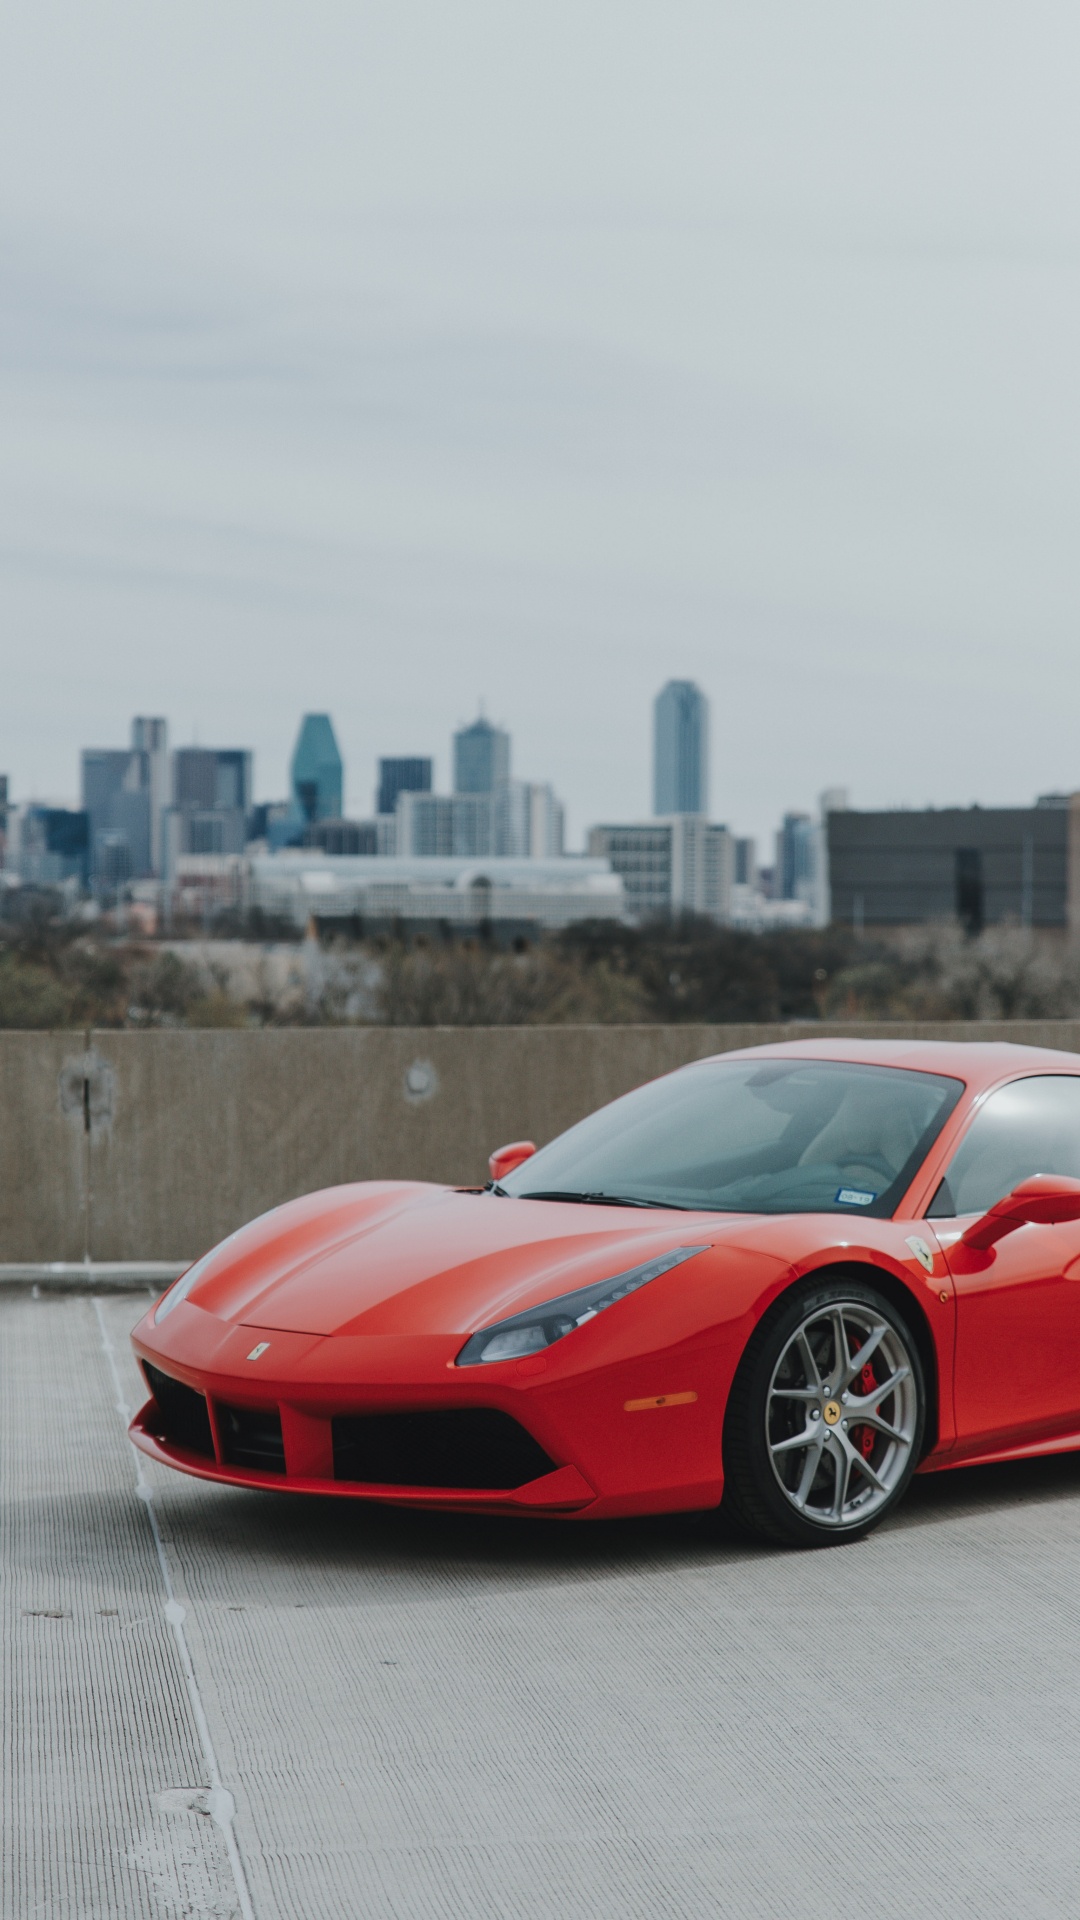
766;1299;919;1529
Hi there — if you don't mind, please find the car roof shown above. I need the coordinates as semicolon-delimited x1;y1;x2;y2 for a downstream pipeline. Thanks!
697;1036;1080;1095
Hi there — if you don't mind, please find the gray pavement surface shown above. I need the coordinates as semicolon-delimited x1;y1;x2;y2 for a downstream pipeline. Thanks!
4;1291;1080;1919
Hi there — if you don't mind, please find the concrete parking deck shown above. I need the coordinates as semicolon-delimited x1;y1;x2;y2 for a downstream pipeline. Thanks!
4;1290;1080;1919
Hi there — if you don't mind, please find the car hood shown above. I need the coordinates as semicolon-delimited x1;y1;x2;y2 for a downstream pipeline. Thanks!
176;1181;726;1338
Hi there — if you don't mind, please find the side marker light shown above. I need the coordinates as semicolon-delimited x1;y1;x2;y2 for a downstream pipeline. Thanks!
624;1391;698;1412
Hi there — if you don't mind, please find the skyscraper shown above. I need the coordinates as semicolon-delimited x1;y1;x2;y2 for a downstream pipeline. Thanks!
173;748;251;814
291;714;343;823
82;718;170;880
131;717;168;874
378;756;432;818
733;838;757;888
82;747;153;882
19;807;91;888
164;747;254;875
453;716;510;794
775;812;816;901
653;680;708;816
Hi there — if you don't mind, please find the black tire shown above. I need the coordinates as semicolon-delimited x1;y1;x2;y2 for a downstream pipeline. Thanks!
723;1276;926;1548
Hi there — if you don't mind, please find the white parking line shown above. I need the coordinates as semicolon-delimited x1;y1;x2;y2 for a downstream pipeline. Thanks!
93;1298;256;1920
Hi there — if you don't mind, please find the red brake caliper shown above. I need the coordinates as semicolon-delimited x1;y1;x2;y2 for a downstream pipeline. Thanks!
857;1359;877;1458
848;1334;877;1461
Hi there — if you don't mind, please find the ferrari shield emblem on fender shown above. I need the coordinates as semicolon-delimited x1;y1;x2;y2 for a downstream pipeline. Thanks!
905;1236;935;1275
246;1342;271;1362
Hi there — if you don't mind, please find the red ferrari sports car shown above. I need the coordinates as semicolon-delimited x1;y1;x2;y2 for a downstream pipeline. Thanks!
130;1038;1080;1546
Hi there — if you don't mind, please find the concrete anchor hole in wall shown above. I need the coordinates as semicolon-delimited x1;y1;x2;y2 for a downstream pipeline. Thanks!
404;1059;438;1105
58;1053;116;1133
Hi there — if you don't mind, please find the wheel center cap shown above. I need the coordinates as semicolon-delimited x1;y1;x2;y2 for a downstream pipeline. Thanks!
823;1400;841;1426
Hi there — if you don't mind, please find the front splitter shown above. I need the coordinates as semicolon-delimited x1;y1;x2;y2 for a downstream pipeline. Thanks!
128;1405;596;1514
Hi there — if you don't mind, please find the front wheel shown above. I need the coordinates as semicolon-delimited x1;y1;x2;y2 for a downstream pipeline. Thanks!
723;1279;926;1548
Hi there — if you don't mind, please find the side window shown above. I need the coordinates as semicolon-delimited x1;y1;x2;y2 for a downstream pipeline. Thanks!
928;1076;1080;1217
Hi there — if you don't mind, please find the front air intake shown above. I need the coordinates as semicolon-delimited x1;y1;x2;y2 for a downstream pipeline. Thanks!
217;1403;286;1474
143;1363;214;1459
332;1408;557;1490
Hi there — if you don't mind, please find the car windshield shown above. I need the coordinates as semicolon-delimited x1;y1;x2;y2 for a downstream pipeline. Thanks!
501;1058;963;1218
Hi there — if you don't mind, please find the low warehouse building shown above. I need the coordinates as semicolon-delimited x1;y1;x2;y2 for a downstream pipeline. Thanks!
826;796;1080;931
248;853;624;937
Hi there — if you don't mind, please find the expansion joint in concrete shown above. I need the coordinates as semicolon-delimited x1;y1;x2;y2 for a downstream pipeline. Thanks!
92;1298;257;1920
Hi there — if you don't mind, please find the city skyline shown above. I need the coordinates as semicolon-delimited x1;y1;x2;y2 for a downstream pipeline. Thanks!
6;10;1080;854
2;679;823;877
8;684;1076;861
8;679;1076;875
6;688;724;854
9;660;1080;857
22;694;1075;934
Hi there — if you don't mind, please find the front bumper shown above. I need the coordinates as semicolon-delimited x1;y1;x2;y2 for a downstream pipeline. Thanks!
129;1298;729;1520
128;1402;596;1513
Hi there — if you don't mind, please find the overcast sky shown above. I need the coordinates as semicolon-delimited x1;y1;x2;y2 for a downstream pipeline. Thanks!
3;2;1080;848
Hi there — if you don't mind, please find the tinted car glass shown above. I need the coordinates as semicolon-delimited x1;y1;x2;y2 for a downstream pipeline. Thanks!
927;1075;1080;1218
501;1058;962;1217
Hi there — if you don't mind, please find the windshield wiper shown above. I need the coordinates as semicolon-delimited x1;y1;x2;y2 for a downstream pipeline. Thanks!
517;1189;692;1210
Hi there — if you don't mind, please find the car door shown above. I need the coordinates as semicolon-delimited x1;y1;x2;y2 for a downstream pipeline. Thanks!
928;1074;1080;1455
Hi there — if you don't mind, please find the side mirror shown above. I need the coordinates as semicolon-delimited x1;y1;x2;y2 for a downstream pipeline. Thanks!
488;1140;537;1183
960;1174;1080;1250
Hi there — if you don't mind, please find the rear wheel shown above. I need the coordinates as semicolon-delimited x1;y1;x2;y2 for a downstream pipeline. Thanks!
723;1279;925;1547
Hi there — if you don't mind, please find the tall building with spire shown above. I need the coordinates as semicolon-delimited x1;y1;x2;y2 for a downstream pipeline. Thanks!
453;715;510;794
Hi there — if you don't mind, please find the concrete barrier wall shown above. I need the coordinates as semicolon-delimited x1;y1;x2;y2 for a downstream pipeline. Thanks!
7;1020;1080;1261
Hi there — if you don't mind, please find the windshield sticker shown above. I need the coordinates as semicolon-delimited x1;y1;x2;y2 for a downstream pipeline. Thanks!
836;1188;876;1207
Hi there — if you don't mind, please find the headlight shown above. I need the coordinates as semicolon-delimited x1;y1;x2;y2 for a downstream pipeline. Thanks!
455;1244;709;1367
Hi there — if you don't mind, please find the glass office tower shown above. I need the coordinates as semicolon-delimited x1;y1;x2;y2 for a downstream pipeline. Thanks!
653;680;708;816
291;714;344;823
453;716;510;794
377;757;432;817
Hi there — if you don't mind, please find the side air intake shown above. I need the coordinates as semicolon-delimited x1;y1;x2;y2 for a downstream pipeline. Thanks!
332;1409;557;1490
143;1363;214;1459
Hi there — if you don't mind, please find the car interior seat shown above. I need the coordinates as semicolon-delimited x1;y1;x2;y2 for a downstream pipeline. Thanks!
797;1085;922;1182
